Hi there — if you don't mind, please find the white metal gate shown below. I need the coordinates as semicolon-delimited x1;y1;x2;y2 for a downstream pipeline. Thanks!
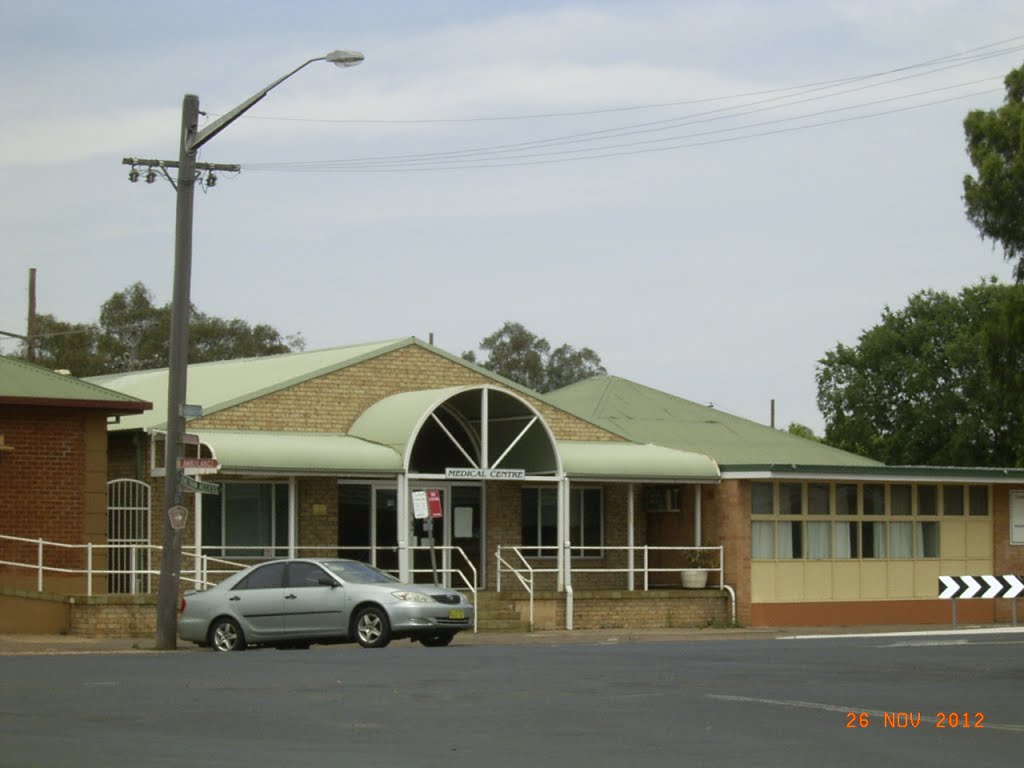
106;479;151;593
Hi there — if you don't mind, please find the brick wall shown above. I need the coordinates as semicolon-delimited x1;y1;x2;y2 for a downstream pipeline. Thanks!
514;590;729;630
701;480;752;625
992;485;1024;623
298;477;338;557
0;406;110;582
189;344;619;442
69;594;157;637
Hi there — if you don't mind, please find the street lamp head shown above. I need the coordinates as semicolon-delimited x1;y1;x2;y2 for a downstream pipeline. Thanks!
325;49;364;68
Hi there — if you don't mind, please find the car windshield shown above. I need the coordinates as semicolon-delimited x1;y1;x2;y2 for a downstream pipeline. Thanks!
322;560;400;585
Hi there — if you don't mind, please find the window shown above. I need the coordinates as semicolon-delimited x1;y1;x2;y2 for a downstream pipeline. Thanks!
1011;492;1024;546
204;482;290;558
570;488;603;557
834;521;858;558
861;522;886;558
752;521;774;558
778;521;803;559
889;522;913;558
807;521;831;559
968;486;989;517
836;484;858;516
748;480;964;562
890;485;912;516
647;486;681;512
916;522;940;557
521;487;558;557
522;487;603;557
780;483;802;515
751;483;773;515
807;483;829;515
917;485;938;516
863;484;884;516
233;562;285;590
287;562;329;588
943;485;964;516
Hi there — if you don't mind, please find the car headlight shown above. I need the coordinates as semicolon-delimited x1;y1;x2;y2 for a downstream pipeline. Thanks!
391;591;431;603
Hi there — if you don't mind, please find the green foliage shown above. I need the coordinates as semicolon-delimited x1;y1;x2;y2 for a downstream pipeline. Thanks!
962;62;1024;282
786;423;822;442
463;322;606;393
816;280;1024;467
21;282;304;376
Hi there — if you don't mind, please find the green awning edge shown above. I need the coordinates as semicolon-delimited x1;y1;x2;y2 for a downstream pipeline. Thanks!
557;441;720;482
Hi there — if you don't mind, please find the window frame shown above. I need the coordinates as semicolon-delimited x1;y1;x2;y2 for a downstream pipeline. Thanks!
521;486;604;559
204;481;291;559
747;480;983;562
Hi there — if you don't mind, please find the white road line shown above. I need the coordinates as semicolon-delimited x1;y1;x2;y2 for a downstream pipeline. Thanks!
779;627;1024;641
707;694;1024;732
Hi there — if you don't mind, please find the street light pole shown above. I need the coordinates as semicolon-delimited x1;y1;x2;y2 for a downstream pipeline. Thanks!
154;93;198;650
152;50;364;650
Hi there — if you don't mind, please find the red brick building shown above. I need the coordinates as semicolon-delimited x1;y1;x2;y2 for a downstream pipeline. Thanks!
0;357;149;606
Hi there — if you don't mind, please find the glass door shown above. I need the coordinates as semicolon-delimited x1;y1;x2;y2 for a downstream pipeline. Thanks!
408;484;484;589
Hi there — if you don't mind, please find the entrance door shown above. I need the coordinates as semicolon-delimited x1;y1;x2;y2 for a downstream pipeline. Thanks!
408;485;484;589
411;488;446;586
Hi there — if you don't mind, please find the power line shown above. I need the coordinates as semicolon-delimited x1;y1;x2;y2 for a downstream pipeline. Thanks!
224;34;1024;126
239;41;1021;174
243;79;1003;173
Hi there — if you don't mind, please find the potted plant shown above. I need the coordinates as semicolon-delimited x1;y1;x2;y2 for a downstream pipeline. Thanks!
681;548;713;589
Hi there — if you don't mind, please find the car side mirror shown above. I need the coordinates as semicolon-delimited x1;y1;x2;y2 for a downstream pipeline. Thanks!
319;577;339;588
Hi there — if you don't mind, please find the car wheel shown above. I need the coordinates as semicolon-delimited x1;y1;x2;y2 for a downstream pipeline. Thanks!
209;617;246;652
354;606;392;649
419;632;455;647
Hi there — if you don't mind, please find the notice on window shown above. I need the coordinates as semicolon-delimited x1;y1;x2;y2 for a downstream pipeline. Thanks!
454;506;474;538
411;491;428;520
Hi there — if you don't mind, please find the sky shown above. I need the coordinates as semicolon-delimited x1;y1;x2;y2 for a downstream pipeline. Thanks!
1;0;1022;434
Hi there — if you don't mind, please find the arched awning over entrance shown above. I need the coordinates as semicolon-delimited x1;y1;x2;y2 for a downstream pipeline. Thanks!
349;385;561;478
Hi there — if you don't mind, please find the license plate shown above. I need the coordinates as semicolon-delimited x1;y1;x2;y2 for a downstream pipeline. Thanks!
448;609;465;620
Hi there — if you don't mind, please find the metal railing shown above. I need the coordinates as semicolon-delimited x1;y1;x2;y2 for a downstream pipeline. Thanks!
1;535;479;632
496;544;730;630
495;545;537;629
0;534;245;595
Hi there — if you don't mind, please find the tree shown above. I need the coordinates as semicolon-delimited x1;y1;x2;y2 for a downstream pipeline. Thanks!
963;62;1024;282
463;322;607;393
22;282;304;376
816;280;1024;467
786;423;822;442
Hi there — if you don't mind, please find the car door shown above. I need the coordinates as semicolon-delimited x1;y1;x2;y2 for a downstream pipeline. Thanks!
228;562;287;640
282;562;348;638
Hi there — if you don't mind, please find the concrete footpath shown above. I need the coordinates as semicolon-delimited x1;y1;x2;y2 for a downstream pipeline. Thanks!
2;623;1020;654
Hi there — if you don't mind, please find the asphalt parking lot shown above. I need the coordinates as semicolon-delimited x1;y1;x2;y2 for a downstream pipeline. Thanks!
2;625;1023;768
0;622;1017;654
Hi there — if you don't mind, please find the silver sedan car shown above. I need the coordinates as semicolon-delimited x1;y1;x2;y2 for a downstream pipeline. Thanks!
178;558;474;651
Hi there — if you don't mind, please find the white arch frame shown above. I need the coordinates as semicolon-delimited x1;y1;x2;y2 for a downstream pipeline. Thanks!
396;385;565;584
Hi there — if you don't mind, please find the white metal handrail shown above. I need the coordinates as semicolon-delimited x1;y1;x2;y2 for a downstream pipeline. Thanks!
0;534;479;631
495;545;538;630
495;544;726;590
0;534;246;595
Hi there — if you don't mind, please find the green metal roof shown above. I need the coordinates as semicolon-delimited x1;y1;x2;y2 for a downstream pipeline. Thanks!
195;429;401;474
544;376;882;470
349;386;467;454
87;338;412;431
557;441;720;481
0;356;150;412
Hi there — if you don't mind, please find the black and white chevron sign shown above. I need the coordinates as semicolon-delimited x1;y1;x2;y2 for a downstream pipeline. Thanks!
938;575;1024;599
